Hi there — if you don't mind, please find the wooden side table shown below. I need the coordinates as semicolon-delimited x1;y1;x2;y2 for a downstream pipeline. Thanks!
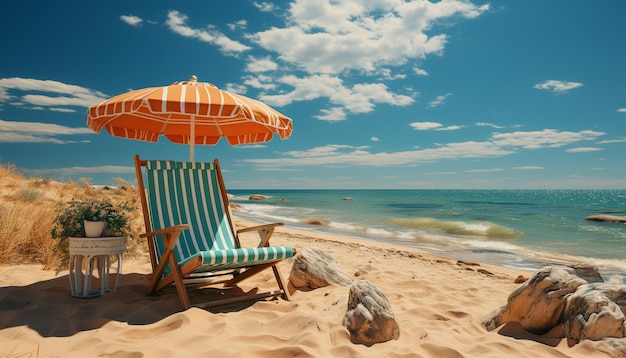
69;236;127;298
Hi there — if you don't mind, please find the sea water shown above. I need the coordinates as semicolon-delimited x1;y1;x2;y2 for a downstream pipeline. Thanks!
229;190;626;281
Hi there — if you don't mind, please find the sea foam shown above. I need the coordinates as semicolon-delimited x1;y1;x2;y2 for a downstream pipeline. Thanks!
387;217;523;239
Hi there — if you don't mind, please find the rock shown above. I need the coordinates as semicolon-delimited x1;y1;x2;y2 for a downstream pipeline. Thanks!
484;266;587;333
303;218;327;226
248;194;267;200
457;260;480;266
514;275;528;284
563;283;626;343
343;197;353;201
564;263;604;284
586;215;626;223
288;248;352;291
484;264;626;355
343;280;400;345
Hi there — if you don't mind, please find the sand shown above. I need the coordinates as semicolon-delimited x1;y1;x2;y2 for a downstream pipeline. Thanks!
0;218;611;357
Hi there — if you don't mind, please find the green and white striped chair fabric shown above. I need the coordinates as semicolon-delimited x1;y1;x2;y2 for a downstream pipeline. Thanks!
145;160;293;276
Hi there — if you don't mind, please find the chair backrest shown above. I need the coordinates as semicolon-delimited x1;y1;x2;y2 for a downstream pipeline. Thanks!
141;159;238;265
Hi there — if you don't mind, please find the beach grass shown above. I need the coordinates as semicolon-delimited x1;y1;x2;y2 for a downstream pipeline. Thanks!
0;162;145;269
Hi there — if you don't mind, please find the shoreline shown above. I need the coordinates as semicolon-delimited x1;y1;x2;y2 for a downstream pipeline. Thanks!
231;189;626;284
239;209;626;283
0;217;613;357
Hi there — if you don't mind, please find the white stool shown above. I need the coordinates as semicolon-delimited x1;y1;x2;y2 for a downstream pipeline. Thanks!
68;237;127;298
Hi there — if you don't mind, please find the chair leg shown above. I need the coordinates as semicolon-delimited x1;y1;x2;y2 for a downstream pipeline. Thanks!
225;262;291;301
169;253;191;310
272;265;291;301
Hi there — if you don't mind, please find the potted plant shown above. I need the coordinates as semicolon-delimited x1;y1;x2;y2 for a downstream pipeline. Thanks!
51;199;132;268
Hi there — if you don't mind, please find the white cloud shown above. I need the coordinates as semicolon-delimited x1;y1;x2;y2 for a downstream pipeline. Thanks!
315;107;346;122
410;121;462;131
379;68;407;80
598;137;626;144
224;82;247;95
120;15;143;27
0;131;69;144
245;141;512;168
241;129;606;169
565;147;603;153
370;136;380;142
437;125;463;131
0;119;92;135
50;108;77;113
252;0;488;75
0;77;108;109
165;2;487;120
0;119;93;143
475;122;505;129
514;166;544;170
466;168;504;173
253;2;278;12
228;19;247;31
234;144;267;149
428;93;452;108
534;80;583;94
413;67;429;76
618;108;626;113
245;56;279;72
242;75;278;91
491;129;604;149
166;10;251;54
410;121;443;130
259;74;413;116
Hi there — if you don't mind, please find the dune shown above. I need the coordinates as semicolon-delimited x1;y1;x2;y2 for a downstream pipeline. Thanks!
0;218;611;357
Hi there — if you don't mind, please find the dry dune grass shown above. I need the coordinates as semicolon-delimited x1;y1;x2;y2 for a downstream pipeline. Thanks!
0;162;145;269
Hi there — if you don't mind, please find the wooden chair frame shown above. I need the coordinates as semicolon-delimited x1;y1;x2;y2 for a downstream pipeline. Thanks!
134;154;294;309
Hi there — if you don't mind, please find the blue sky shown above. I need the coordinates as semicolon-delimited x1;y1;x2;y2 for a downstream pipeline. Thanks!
1;0;625;189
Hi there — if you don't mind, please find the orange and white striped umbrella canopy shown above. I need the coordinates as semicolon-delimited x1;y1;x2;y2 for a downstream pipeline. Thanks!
87;75;292;160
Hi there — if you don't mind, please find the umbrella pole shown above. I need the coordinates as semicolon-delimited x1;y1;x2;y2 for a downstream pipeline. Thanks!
190;114;195;161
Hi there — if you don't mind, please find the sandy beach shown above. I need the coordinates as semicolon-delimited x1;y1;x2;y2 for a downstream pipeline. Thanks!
0;218;613;357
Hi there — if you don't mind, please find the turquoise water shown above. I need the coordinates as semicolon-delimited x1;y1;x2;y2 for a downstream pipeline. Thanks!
229;190;626;281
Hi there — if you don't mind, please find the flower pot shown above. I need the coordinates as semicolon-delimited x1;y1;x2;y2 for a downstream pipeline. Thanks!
84;220;106;237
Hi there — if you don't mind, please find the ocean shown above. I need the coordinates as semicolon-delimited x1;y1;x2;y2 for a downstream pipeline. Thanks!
229;189;626;282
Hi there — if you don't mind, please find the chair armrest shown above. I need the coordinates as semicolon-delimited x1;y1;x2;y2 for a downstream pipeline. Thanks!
140;224;190;238
237;222;284;234
237;222;284;248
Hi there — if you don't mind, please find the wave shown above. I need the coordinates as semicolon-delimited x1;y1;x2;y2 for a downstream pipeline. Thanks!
231;199;626;281
387;217;524;239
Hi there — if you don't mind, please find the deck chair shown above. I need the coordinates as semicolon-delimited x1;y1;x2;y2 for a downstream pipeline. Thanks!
134;154;295;310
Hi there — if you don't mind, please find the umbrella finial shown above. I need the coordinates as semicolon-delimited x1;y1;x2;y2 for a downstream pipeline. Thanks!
190;75;198;83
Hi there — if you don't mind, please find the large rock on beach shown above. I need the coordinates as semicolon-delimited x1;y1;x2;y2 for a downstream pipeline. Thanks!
563;283;626;342
248;194;267;201
485;264;626;354
343;280;400;345
484;266;587;333
288;248;352;291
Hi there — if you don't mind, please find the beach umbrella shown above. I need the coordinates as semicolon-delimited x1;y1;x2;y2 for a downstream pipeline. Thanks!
87;75;292;161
